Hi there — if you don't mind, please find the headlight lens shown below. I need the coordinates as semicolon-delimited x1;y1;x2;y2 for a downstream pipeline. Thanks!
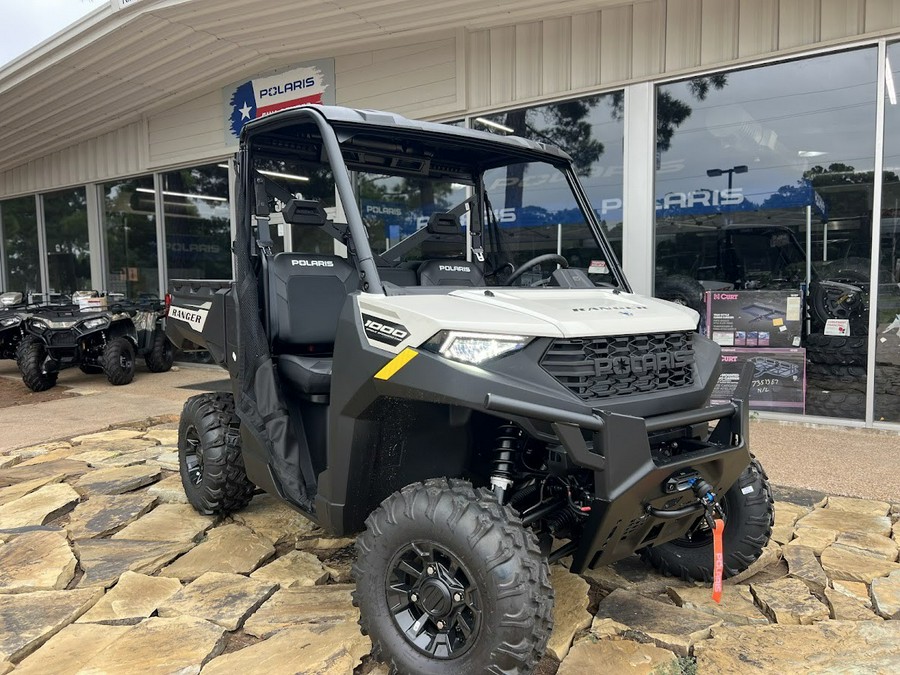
81;317;109;330
33;318;77;329
0;316;20;328
424;330;530;365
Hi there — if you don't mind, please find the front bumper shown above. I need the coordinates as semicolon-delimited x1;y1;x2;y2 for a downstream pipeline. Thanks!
484;364;753;573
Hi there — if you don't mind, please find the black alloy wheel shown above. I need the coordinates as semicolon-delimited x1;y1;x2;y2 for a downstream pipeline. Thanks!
353;478;553;675
386;541;482;660
183;424;204;486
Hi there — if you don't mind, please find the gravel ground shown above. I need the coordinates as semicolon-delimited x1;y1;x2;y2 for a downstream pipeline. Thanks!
0;374;73;408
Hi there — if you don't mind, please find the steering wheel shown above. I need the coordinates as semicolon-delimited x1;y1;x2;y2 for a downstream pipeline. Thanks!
505;254;569;286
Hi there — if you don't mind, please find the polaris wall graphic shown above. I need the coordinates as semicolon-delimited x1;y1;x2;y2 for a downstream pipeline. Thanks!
167;104;773;674
223;59;335;144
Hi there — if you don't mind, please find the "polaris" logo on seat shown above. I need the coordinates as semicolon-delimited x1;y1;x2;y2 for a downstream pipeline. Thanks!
291;259;334;267
438;265;470;272
594;351;693;377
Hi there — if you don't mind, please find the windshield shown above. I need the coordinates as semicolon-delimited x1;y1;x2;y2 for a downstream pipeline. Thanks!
362;160;620;289
358;172;469;260
481;161;619;287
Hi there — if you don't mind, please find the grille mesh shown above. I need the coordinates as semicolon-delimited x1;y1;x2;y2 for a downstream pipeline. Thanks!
540;332;695;402
49;330;76;347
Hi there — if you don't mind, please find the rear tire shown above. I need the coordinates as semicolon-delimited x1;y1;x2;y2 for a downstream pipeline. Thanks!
352;478;553;675
17;338;57;392
178;393;255;516
640;457;773;581
102;337;136;386
145;329;174;372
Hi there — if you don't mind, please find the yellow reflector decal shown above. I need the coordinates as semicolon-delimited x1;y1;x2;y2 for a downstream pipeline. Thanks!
374;347;418;381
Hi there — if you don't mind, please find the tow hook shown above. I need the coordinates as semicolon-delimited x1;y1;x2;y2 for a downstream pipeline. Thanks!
686;477;723;529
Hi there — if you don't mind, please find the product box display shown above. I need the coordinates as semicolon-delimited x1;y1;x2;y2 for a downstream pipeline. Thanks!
710;347;806;414
705;290;803;348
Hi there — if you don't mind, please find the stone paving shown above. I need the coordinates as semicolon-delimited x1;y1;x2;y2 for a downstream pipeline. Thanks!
0;418;896;674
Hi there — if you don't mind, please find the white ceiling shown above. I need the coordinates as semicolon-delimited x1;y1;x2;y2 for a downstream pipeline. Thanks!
0;0;629;174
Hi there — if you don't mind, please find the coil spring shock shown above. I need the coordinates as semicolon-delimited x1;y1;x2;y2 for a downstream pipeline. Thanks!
491;423;520;502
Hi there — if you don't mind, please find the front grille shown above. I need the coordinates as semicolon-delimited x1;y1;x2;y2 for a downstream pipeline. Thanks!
49;330;76;347
540;332;695;402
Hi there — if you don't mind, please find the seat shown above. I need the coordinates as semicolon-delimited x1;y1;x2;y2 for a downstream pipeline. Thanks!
276;354;332;396
417;259;485;286
415;211;484;286
267;252;358;398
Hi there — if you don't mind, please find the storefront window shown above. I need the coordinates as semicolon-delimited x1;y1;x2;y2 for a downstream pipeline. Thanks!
875;44;900;423
163;164;231;279
1;196;40;296
43;187;90;295
103;176;159;299
655;48;878;420
472;93;625;261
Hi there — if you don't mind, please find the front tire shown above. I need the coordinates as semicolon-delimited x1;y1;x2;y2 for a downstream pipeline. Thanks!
102;337;136;386
353;478;553;675
145;329;175;372
178;393;255;515
640;457;774;581
17;338;57;392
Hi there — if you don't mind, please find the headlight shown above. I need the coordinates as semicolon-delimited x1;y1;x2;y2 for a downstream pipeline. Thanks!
81;317;109;330
33;318;77;329
0;316;20;328
423;330;531;365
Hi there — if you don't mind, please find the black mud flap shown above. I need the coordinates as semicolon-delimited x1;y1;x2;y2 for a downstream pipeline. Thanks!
244;358;311;506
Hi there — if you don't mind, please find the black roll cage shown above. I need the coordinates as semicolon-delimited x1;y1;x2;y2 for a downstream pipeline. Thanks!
238;105;631;294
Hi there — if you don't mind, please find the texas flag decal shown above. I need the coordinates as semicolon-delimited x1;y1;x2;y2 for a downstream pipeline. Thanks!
226;61;333;141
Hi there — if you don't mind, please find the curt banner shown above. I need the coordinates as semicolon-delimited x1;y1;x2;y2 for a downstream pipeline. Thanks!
223;59;335;145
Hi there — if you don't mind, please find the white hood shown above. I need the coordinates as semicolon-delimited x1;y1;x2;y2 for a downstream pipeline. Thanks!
359;287;700;353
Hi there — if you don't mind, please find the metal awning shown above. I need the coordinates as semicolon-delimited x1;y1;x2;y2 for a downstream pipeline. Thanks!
0;0;617;175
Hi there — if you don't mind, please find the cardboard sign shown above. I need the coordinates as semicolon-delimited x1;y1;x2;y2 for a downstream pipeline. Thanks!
824;319;850;336
711;347;806;414
706;290;804;349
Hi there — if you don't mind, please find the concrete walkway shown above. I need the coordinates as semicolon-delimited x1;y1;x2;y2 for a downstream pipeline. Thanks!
751;420;900;503
0;360;226;452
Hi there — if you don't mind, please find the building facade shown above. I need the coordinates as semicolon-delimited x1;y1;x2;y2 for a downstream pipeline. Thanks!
2;0;900;427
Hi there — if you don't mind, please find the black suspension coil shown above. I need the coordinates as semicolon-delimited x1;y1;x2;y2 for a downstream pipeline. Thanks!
491;423;521;501
509;484;540;510
545;506;577;534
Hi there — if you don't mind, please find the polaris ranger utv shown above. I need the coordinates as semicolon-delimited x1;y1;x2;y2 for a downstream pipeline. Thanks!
166;105;772;674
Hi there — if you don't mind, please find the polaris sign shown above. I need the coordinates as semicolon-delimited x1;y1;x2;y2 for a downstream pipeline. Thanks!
223;60;335;145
